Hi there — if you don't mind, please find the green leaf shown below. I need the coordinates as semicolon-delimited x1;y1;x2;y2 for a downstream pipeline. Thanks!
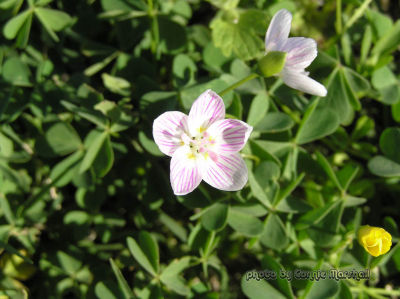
342;67;370;107
3;10;31;39
208;0;239;10
35;0;54;6
241;272;286;299
159;212;187;242
372;19;400;56
379;85;400;105
2;57;32;86
323;69;353;125
380;127;400;163
102;73;131;96
227;209;264;237
50;150;84;187
80;131;108;173
368;155;400;177
138;231;159;274
34;7;72;31
93;134;114;178
351;115;374;141
36;122;82;157
203;42;231;71
247;91;269;126
254;112;294;133
61;100;108;128
255;161;281;183
160;256;191;280
158;16;187;53
126;233;158;276
94;100;120;121
260;214;288;250
138;131;163;156
275;196;312;213
360;25;372;65
0;193;15;225
305;279;339;299
248;170;272;209
230;203;268;217
64;210;90;226
84;51;119;76
343;195;366;207
371;67;400;105
15;13;33;48
109;258;135;299
57;251;82;275
100;0;146;11
181;79;233;110
34;8;72;42
201;202;228;231
337;164;359;192
261;255;295;299
296;200;341;230
392;100;400;122
172;54;197;87
210;13;264;61
275;172;305;206
371;66;397;89
95;281;124;299
296;101;340;145
307;201;344;247
159;257;191;296
160;276;190;296
250;140;289;163
315;151;343;191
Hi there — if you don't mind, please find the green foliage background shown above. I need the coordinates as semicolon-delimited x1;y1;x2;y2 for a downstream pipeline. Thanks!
0;0;400;298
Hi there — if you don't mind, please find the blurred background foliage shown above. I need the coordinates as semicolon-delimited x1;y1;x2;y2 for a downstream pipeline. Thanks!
0;0;400;298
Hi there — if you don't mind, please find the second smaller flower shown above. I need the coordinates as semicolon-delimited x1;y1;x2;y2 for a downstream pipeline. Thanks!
262;9;327;97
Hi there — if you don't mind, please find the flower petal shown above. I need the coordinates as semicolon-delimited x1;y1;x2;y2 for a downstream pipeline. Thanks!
153;111;189;156
207;119;253;153
281;69;327;97
170;146;203;195
188;89;225;136
202;152;248;191
265;9;292;52
282;37;317;69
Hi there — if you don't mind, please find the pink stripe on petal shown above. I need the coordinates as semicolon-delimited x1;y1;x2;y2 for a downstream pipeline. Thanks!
153;111;189;157
203;153;248;191
207;119;253;153
170;147;202;195
188;90;225;135
283;37;317;69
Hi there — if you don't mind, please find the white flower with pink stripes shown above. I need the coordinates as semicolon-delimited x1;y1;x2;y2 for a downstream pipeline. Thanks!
153;89;253;195
265;9;327;97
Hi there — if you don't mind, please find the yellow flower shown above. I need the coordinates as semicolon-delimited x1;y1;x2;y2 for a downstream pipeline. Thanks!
357;225;392;257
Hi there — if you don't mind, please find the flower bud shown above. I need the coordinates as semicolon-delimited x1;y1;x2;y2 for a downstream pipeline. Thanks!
258;51;287;78
357;225;392;257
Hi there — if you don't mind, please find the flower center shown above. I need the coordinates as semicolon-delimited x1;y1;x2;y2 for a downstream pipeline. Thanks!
181;129;216;160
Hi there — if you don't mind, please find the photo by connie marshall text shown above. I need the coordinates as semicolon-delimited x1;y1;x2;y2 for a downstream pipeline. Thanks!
245;269;371;282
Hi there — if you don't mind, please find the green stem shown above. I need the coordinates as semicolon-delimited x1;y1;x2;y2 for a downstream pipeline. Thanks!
336;0;342;35
148;0;159;57
219;73;259;96
241;153;260;165
366;254;372;269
